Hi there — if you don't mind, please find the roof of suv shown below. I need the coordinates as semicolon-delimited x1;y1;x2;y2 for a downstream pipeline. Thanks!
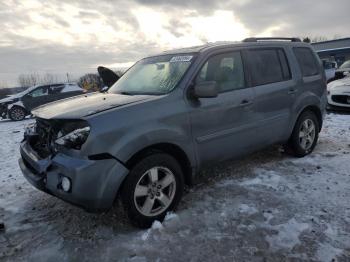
160;38;311;56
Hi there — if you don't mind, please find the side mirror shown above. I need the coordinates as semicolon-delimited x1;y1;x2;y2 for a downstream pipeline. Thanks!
193;81;218;98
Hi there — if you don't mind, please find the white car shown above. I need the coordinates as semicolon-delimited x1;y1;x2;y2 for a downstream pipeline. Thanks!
327;75;350;109
323;60;337;82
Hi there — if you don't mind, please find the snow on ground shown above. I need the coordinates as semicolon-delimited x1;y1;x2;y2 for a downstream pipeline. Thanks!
0;113;350;261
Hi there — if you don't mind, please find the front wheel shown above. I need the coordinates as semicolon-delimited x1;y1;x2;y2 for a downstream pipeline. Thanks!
121;153;184;228
287;111;319;157
9;106;26;121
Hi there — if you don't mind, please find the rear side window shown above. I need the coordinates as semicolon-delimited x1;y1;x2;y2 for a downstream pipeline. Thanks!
293;47;319;77
49;85;64;94
247;48;291;86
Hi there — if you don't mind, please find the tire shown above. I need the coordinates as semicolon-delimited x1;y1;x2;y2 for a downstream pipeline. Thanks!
9;106;26;121
121;153;184;228
287;111;319;157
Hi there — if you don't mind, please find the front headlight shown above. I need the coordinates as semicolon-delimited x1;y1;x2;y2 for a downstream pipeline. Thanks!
55;123;90;150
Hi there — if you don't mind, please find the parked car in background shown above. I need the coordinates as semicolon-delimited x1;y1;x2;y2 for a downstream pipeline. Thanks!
322;60;337;82
334;60;350;81
0;83;84;121
327;75;350;110
19;37;327;228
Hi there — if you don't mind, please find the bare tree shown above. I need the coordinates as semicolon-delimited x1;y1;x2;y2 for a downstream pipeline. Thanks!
41;73;59;85
18;73;39;87
17;73;61;87
0;81;8;89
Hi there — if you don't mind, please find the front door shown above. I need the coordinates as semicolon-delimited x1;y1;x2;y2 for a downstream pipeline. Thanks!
22;85;50;111
189;51;257;166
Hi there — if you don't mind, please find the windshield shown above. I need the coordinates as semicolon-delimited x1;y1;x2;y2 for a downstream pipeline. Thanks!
339;60;350;69
108;54;196;95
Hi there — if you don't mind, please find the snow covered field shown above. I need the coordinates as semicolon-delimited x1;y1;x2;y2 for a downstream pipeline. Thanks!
0;113;349;261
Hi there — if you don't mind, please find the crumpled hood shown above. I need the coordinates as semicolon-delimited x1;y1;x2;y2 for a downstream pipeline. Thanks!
32;92;156;119
327;77;350;91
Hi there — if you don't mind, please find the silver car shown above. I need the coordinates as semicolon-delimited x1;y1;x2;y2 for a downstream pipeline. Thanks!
19;37;327;228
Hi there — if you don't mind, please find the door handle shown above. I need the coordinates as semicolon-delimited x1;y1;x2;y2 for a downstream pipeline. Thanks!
239;99;252;107
288;89;298;95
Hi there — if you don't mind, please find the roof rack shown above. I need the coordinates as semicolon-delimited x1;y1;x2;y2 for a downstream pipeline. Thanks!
243;37;302;42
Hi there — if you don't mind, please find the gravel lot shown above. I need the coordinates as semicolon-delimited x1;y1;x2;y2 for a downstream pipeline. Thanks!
0;113;349;262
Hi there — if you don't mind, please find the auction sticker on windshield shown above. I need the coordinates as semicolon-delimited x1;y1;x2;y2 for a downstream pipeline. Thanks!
170;56;193;63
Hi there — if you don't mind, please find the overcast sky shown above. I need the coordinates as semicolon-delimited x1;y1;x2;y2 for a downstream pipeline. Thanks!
1;0;349;86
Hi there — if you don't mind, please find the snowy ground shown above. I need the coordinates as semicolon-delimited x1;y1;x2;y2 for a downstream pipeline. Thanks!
0;113;350;262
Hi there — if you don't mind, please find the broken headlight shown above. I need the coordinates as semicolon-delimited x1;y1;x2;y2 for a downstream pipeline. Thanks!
55;121;90;150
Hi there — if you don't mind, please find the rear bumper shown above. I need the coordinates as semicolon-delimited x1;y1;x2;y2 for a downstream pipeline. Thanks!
19;141;129;211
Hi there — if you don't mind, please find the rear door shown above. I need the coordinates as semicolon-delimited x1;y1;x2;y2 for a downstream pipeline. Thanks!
244;47;296;146
293;47;325;101
189;50;257;166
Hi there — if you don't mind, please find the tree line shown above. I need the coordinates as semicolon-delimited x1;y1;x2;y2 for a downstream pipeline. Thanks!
12;70;124;91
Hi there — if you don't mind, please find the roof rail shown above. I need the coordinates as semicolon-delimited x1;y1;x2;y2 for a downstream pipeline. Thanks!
243;37;302;42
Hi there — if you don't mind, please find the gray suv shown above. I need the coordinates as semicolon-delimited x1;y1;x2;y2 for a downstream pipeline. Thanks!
19;37;327;228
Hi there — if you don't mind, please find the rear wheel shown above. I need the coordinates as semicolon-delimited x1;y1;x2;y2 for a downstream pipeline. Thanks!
121;153;184;228
9;106;26;121
287;111;319;157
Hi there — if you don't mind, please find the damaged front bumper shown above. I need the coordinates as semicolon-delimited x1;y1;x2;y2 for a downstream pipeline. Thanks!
0;104;8;119
19;140;129;212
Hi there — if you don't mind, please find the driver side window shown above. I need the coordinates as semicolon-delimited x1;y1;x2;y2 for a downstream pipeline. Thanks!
196;51;245;92
29;86;48;97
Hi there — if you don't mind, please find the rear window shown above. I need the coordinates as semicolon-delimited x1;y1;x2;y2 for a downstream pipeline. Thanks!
247;48;291;86
293;47;319;77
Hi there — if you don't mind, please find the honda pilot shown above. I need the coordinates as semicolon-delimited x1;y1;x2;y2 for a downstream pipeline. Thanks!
19;37;327;228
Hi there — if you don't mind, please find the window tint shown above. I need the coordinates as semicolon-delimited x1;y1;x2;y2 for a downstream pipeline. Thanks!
29;86;48;97
196;51;245;92
49;85;64;94
293;47;319;77
247;49;289;86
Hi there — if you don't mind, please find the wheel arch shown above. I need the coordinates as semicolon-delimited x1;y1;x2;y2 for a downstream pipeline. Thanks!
125;143;194;186
297;105;323;131
8;104;29;120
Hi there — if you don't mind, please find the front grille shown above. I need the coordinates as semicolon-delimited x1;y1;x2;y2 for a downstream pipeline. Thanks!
331;95;350;105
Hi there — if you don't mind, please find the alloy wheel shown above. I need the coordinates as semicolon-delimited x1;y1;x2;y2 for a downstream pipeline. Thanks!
299;119;316;150
10;108;25;121
133;166;176;217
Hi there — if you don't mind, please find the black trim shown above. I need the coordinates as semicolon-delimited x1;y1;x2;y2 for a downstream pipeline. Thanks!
243;37;301;42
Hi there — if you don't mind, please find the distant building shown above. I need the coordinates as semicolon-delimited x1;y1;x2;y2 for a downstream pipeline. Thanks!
312;38;350;67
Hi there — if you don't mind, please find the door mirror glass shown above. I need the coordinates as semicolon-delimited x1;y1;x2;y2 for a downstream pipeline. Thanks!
193;81;218;98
